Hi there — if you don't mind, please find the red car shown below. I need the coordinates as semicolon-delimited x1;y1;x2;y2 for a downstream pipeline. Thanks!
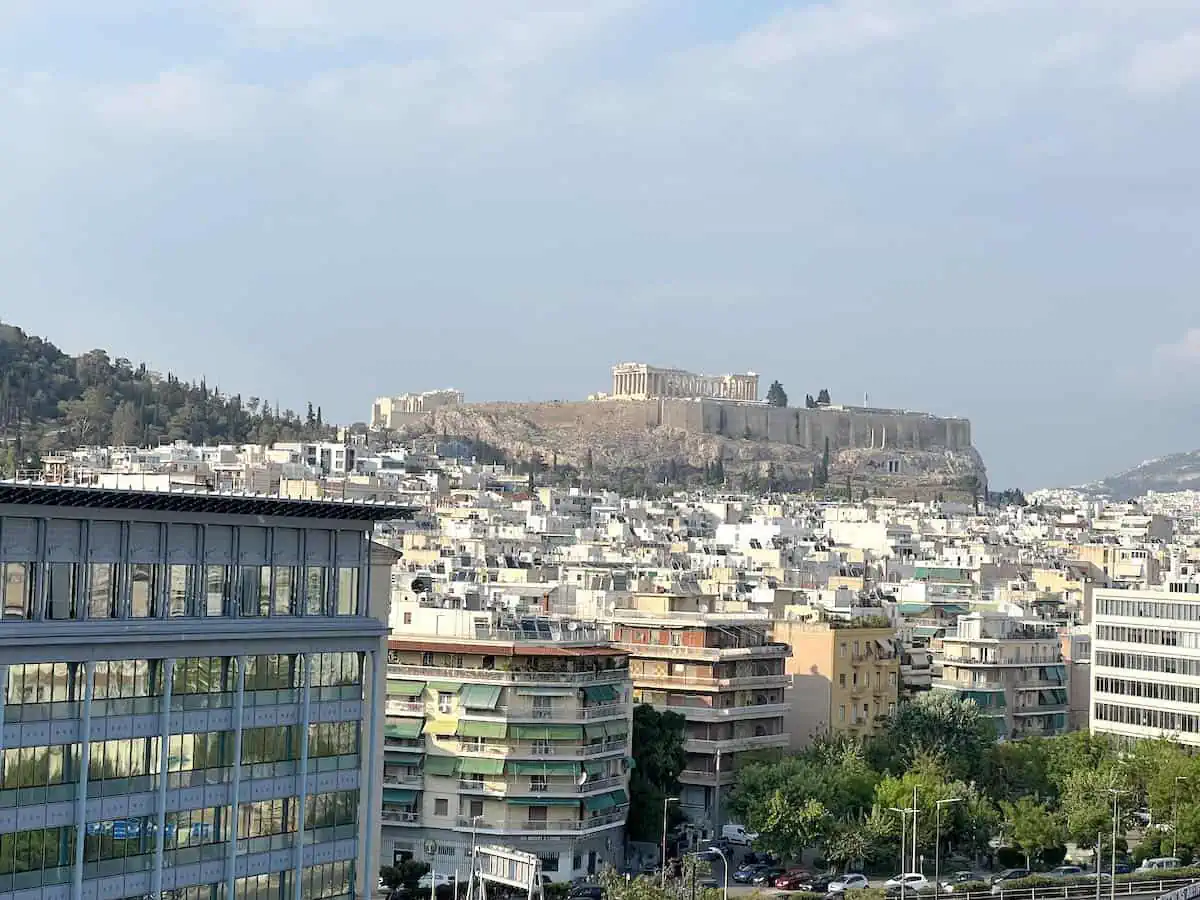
775;870;812;891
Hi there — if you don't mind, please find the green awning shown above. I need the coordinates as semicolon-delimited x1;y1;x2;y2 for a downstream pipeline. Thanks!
387;681;426;696
912;625;943;638
424;756;460;777
516;687;578;696
583;685;617;703
459;721;507;739
427;681;463;692
507;797;580;807
461;684;503;709
387;753;424;765
584;793;616;812
583;761;607;777
459;757;506;776
584;724;607;741
603;721;628;738
385;719;424;739
898;603;931;615
508;761;581;776
512;724;583;741
626;757;636;770
383;789;417;803
610;788;628;805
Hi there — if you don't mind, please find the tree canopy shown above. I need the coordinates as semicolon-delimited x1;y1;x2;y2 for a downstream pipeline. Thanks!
627;705;687;843
766;380;788;407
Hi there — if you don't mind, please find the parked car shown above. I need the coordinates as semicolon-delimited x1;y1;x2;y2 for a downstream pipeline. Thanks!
989;869;1030;886
1048;866;1083;878
697;880;719;891
829;873;870;892
938;871;978;893
1138;858;1182;871
884;873;930;896
774;869;813;891
568;886;604;900
733;864;767;884
798;874;838;893
417;874;456;891
753;866;787;886
695;847;722;862
722;824;760;846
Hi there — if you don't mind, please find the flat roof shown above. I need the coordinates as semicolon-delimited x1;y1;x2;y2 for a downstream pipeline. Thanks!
0;481;415;522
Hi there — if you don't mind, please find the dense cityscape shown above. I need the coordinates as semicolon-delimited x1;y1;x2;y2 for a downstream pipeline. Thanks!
3;351;1200;900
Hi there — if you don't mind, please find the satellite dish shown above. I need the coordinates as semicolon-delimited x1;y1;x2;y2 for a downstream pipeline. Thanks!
567;621;578;632
577;770;589;787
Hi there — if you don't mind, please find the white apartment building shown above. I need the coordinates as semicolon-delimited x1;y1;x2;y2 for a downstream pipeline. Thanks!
1092;583;1200;747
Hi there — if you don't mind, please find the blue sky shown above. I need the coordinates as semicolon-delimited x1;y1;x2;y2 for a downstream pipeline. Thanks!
2;0;1200;489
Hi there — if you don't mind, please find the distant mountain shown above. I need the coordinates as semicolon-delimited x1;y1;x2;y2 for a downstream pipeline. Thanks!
1078;450;1200;499
0;320;333;471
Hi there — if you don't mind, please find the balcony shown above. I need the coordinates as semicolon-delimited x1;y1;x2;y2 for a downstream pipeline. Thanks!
386;699;427;715
683;733;789;754
456;776;625;797
647;702;789;723
446;740;628;759
381;810;420;826
678;769;737;787
612;642;790;662
382;773;423;788
631;672;791;691
453;808;628;834
459;703;627;723
390;664;628;686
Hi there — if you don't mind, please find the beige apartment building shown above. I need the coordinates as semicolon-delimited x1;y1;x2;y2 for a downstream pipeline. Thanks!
609;591;790;833
775;619;900;748
932;612;1068;739
381;597;632;881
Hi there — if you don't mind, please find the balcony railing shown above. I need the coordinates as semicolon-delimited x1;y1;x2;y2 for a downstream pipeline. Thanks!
611;642;790;661
389;664;628;685
647;702;789;722
631;672;790;689
459;703;627;722
451;808;629;833
456;776;625;797
683;733;789;753
381;810;419;825
447;740;628;759
386;700;426;715
382;773;423;788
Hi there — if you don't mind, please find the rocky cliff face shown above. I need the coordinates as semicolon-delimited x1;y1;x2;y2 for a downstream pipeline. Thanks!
395;401;986;495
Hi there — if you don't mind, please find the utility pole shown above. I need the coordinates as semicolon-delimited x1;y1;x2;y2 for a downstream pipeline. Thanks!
1108;789;1131;900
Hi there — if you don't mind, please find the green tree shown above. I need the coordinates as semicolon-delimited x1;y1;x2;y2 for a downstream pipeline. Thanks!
1001;797;1064;867
866;692;995;783
627;706;686;843
766;380;788;407
1060;765;1131;850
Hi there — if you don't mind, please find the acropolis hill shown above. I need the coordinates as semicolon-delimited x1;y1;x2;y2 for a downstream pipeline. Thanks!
389;364;986;496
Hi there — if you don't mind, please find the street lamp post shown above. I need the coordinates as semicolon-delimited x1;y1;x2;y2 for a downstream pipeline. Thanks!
705;846;731;900
1108;789;1131;900
662;797;680;888
1174;777;1188;859
889;805;916;900
934;798;964;900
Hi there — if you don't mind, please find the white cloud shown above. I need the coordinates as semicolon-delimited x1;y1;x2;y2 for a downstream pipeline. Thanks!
1153;329;1200;371
1126;31;1200;96
91;69;267;139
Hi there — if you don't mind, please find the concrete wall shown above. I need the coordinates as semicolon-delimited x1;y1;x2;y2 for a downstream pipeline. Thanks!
655;399;971;451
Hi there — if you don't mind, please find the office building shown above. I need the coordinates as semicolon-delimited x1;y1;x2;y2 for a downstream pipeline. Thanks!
1092;584;1200;747
0;482;404;900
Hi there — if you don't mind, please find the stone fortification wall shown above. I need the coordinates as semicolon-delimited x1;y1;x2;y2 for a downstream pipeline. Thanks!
652;399;970;451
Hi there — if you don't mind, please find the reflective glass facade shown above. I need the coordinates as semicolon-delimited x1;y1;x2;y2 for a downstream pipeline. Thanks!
0;489;394;900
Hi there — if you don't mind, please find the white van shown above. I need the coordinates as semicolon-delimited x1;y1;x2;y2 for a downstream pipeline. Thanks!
721;824;759;846
1138;858;1181;871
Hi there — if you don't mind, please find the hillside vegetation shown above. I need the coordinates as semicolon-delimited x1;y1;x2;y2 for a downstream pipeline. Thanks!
0;321;332;470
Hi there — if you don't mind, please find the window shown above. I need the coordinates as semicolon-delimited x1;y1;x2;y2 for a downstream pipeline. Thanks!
241;566;269;617
838;705;846;723
838;643;847;658
205;566;228;617
888;672;897;688
336;568;358;616
434;798;449;817
469;800;484;819
45;563;76;620
130;563;157;618
306;567;326;616
838;674;846;688
168;565;192;617
403;612;412;625
422;652;434;666
438;692;454;714
532;696;552;718
2;562;33;620
531;775;548;792
273;567;297;616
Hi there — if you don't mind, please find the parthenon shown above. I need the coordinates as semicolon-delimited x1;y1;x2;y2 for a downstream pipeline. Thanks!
609;363;759;401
